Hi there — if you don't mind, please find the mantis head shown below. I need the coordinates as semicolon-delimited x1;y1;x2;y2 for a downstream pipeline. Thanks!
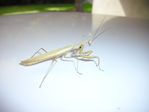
78;42;84;51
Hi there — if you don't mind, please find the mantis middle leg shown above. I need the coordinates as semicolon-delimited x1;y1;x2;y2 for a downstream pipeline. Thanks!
60;56;82;75
75;55;103;71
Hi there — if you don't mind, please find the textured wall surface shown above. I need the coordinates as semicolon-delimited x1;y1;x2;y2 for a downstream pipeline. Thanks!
93;0;149;19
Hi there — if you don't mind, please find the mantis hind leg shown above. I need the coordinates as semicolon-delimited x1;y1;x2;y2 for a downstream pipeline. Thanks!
39;60;57;88
31;48;47;58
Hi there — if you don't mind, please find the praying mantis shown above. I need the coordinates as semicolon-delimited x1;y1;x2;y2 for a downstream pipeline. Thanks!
20;19;106;88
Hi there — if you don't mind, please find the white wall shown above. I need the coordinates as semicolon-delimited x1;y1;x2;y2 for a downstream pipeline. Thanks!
92;0;149;19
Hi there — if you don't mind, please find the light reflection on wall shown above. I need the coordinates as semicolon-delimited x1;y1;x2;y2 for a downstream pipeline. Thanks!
92;0;149;19
92;0;125;16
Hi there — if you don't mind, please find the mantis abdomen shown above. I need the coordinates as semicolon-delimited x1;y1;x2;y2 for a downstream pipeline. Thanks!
20;45;74;66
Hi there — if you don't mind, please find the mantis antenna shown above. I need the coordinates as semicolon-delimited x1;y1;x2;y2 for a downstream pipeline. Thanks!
87;16;107;46
88;29;107;46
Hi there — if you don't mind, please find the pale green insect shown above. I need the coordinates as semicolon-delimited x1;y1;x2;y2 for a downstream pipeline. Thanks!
20;24;106;88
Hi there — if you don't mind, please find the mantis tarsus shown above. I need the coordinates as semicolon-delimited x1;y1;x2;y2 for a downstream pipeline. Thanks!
20;19;106;88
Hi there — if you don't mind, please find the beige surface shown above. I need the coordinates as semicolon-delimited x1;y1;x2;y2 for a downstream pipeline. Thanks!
92;0;149;19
